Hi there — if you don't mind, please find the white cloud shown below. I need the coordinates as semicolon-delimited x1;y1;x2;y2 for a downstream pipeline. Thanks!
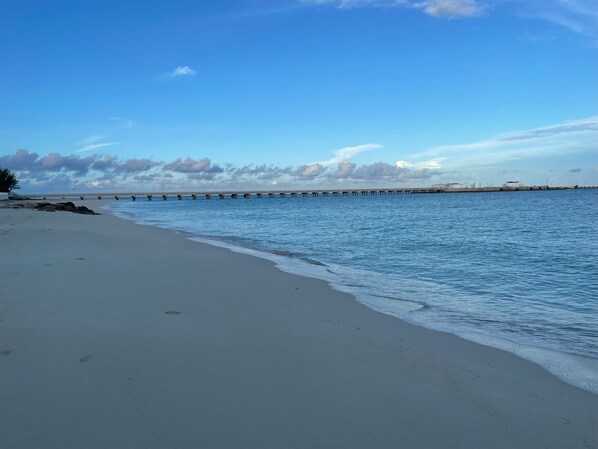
416;117;598;168
414;0;481;18
75;135;118;154
303;0;598;37
78;135;104;146
157;66;198;81
332;160;357;178
314;143;382;166
171;66;197;77
163;157;223;174
75;143;119;154
109;116;134;128
302;0;482;18
304;0;408;9
396;158;446;169
297;163;326;177
520;0;598;39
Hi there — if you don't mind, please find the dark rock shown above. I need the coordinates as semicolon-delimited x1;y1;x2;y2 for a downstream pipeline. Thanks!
33;202;100;215
76;206;99;215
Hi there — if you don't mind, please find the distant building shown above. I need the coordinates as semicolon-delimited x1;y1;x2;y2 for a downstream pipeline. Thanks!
504;180;522;188
431;183;465;189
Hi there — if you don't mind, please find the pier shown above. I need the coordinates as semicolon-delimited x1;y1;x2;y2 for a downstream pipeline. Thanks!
28;185;592;201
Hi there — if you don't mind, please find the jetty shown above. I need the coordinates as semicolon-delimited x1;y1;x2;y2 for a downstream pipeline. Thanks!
25;184;593;201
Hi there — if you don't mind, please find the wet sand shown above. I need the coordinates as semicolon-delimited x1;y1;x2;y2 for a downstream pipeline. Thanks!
0;205;596;449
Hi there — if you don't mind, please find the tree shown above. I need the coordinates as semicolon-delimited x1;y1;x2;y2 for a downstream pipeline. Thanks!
0;168;20;193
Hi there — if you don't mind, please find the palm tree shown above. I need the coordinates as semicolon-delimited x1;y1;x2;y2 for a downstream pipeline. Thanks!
0;168;20;193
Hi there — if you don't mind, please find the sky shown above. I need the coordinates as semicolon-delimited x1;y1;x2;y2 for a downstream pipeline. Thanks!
1;0;597;192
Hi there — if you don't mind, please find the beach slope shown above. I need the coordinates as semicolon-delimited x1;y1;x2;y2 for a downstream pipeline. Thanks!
0;207;596;449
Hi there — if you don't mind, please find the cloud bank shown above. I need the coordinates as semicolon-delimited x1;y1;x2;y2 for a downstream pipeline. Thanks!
0;146;438;193
3;117;593;193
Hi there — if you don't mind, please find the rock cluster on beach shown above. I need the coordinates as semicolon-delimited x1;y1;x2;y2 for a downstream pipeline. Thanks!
1;201;100;215
34;202;100;215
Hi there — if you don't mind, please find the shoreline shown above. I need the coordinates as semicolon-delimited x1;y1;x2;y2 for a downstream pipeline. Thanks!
191;234;598;396
1;205;596;448
107;202;598;396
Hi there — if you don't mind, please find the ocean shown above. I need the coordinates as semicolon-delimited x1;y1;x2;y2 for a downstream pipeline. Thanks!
107;189;598;393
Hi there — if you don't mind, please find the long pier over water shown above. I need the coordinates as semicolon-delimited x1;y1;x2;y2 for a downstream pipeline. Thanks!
33;185;591;201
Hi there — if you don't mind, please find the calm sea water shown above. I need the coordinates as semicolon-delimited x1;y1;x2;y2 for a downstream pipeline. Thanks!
108;189;598;393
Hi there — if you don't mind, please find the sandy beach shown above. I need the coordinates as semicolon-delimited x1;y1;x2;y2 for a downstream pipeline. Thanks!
0;204;596;449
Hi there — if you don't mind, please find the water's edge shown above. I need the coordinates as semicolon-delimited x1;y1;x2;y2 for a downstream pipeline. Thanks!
105;203;598;395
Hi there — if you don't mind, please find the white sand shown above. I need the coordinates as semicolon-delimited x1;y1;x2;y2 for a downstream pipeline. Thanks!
0;206;596;449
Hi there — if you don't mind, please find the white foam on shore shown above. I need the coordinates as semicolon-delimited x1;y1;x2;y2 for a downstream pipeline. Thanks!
187;236;598;395
457;332;598;394
106;205;598;395
457;331;598;394
187;236;423;313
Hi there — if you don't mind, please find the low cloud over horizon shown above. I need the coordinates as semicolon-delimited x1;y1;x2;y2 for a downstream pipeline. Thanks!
2;115;596;193
416;116;598;169
0;148;440;193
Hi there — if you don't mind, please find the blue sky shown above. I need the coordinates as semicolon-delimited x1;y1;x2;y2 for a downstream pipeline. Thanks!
1;0;597;192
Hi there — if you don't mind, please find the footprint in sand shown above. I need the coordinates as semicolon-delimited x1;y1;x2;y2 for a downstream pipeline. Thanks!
79;354;93;363
164;310;181;315
0;350;14;356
